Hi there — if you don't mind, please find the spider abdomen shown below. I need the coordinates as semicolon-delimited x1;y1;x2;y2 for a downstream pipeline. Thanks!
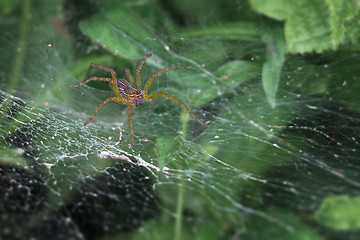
117;79;131;91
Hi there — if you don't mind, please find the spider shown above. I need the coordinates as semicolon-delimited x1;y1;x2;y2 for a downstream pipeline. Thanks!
70;51;205;145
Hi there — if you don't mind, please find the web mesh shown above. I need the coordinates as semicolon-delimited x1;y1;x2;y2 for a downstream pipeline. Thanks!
2;58;360;238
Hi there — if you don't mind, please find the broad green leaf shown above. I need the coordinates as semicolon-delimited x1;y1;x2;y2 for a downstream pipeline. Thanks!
249;0;299;20
79;8;159;60
315;195;360;230
261;26;286;108
177;22;259;41
191;60;261;106
79;8;195;80
326;0;359;46
343;13;360;44
214;60;260;84
250;0;342;53
79;7;194;70
285;0;332;53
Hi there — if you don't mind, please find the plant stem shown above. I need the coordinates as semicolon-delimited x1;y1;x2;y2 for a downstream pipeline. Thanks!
174;179;185;240
174;109;190;240
8;0;32;93
180;109;190;137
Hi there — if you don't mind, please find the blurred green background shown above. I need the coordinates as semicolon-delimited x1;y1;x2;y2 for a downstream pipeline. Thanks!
1;0;360;239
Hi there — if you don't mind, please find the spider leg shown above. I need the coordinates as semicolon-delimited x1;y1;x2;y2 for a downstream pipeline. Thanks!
69;77;112;87
76;63;121;97
85;63;117;81
148;93;205;126
123;68;135;87
125;103;135;145
136;51;154;89
148;98;154;108
144;65;193;93
84;97;124;125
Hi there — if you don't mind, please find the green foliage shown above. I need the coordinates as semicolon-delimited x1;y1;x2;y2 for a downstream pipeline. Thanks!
0;0;21;16
261;26;286;108
244;209;322;240
315;195;360;230
156;135;176;169
249;0;360;52
326;0;359;45
0;142;29;168
178;22;260;41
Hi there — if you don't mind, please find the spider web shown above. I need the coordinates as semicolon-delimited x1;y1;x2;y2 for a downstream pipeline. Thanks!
1;1;360;240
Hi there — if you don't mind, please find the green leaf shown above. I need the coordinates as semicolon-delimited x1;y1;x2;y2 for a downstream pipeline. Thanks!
191;60;261;106
79;7;210;85
178;22;260;41
156;135;176;169
249;0;299;20
79;7;194;69
315;195;360;230
214;60;260;84
261;26;286;108
326;0;359;46
285;0;332;53
79;8;155;60
343;13;360;44
250;0;335;53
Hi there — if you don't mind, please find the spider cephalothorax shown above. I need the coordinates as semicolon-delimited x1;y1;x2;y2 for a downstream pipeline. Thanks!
70;51;205;145
117;79;144;106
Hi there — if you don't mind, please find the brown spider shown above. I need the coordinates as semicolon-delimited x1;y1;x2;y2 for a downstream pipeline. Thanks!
70;51;205;145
